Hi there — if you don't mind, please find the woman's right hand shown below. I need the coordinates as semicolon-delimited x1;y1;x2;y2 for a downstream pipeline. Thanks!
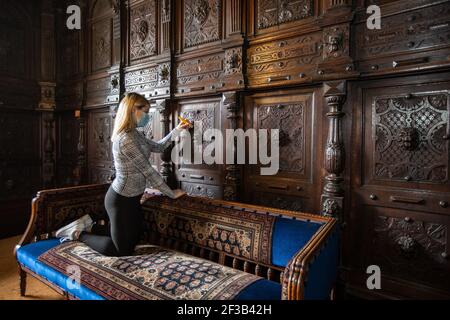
171;189;186;199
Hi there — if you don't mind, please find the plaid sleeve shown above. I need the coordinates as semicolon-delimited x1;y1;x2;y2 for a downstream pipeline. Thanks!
119;135;175;198
144;128;178;153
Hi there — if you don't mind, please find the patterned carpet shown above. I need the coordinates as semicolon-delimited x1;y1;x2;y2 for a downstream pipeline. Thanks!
38;241;262;300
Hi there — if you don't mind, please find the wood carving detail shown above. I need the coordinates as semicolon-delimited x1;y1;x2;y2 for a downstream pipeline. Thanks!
184;0;221;48
257;0;313;30
356;3;450;60
92;19;111;70
130;1;157;61
372;215;449;289
373;93;449;183
257;103;306;174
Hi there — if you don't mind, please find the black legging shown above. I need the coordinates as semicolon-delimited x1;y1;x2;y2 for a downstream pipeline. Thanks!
79;185;143;256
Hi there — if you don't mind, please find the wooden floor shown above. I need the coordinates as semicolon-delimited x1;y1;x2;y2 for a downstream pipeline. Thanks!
0;236;63;300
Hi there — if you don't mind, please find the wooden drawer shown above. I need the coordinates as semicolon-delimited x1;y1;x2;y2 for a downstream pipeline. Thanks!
357;187;450;216
362;206;450;292
246;32;322;88
355;1;450;75
181;182;222;199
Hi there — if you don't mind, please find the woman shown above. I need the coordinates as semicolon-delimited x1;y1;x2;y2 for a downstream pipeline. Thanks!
55;92;190;256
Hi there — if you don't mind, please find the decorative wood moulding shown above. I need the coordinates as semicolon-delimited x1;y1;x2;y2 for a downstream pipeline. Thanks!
183;0;222;49
92;19;112;71
222;92;240;201
372;92;449;184
247;32;322;87
129;0;157;61
38;82;56;110
124;62;171;99
256;0;313;30
321;81;346;219
355;1;450;75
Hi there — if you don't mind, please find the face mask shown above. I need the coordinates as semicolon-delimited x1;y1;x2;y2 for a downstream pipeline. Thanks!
136;112;150;127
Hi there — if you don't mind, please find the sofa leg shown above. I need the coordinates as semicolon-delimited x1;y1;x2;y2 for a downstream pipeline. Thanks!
19;267;27;297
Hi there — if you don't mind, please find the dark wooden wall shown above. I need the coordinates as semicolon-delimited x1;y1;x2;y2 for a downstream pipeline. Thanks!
1;0;449;299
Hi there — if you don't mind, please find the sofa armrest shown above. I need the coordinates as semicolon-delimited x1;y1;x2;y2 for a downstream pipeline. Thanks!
281;217;339;300
14;183;110;257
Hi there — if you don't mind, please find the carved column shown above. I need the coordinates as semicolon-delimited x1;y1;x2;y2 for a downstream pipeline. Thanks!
321;81;346;218
38;0;57;188
156;99;173;184
222;92;240;201
73;111;87;186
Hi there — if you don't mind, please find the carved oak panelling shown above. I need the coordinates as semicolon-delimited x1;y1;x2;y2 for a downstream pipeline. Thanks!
258;104;306;174
370;213;449;290
176;53;225;95
89;111;113;163
125;63;171;98
92;19;112;71
356;2;450;61
86;77;111;106
130;0;157;61
373;92;449;183
184;0;221;48
247;32;322;87
181;182;222;199
256;0;313;30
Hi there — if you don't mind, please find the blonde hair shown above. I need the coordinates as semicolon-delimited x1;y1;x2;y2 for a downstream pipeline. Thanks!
111;92;149;141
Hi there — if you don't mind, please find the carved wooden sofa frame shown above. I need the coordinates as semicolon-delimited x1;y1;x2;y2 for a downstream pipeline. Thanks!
14;183;338;300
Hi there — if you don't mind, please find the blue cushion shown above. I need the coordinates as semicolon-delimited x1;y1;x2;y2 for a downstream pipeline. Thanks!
271;217;323;267
234;279;281;300
303;228;340;300
16;239;104;300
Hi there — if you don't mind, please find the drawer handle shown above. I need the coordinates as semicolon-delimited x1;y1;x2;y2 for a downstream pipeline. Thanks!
190;174;204;180
196;186;202;190
267;76;290;83
189;86;204;92
390;196;424;205
429;23;449;31
439;201;448;208
370;194;377;200
268;185;288;191
442;252;449;260
392;57;428;68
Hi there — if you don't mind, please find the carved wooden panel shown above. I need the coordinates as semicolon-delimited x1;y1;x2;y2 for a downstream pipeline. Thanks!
368;211;450;291
176;53;225;95
125;63;171;98
183;0;221;48
92;19;112;71
372;92;449;184
258;104;305;174
86;77;111;106
88;110;113;163
130;0;157;61
244;90;320;213
181;182;222;199
247;32;322;88
256;0;313;30
356;3;450;61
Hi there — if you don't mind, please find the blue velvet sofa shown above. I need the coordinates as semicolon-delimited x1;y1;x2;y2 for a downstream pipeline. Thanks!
15;183;339;300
